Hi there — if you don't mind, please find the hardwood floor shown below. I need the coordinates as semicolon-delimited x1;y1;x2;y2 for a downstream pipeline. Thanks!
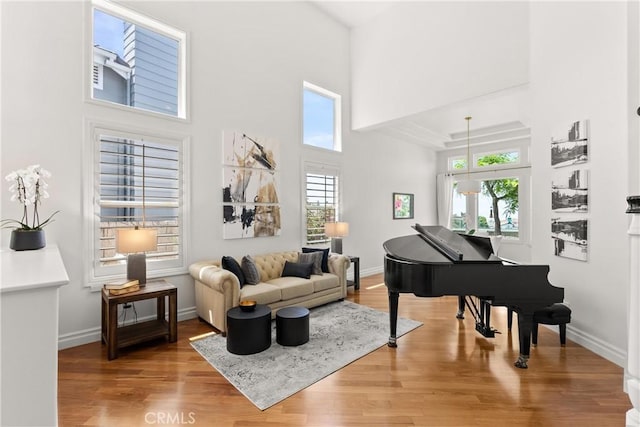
58;273;631;426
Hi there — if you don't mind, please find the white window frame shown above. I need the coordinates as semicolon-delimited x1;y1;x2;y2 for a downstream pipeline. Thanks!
446;142;530;244
86;0;188;120
83;121;190;289
449;148;522;172
302;161;342;246
473;148;521;169
302;81;342;152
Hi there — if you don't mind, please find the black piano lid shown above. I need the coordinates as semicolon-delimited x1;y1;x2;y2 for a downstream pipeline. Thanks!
383;224;502;264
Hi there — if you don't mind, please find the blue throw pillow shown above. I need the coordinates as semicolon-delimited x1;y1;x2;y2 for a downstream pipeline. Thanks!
281;261;314;279
221;256;245;287
302;247;330;273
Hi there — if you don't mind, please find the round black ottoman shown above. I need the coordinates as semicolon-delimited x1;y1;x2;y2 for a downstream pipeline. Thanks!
276;306;310;346
226;304;271;355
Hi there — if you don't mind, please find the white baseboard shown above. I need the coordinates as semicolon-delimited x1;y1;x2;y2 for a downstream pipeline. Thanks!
359;265;383;279
57;307;198;350
562;324;626;368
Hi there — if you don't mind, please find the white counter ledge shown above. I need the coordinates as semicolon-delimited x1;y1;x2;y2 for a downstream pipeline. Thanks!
1;244;69;292
1;243;69;426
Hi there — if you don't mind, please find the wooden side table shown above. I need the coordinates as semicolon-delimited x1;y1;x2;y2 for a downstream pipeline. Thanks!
101;279;177;360
347;255;360;290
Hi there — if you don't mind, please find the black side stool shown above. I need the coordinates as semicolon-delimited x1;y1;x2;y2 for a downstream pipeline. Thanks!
226;304;271;355
508;303;572;346
276;306;309;346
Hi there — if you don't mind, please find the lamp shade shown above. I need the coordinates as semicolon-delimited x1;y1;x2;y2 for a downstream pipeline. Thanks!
457;179;481;195
325;222;349;237
116;228;158;253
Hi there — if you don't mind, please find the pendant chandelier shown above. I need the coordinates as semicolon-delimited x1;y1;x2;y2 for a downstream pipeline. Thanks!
457;116;481;195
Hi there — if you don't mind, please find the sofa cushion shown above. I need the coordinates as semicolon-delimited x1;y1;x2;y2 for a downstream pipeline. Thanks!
241;255;261;285
302;247;330;272
298;251;323;275
252;252;299;281
282;260;314;279
239;282;282;305
268;276;314;300
311;273;339;292
221;256;245;287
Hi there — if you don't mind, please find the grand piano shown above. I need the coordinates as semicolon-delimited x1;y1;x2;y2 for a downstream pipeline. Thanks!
384;224;564;369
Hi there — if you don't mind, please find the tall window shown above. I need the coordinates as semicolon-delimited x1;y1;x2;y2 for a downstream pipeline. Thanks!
449;145;527;240
91;0;186;118
89;126;186;281
304;164;340;244
451;177;520;238
303;82;342;152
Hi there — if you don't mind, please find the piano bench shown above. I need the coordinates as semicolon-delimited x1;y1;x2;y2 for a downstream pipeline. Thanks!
507;303;572;346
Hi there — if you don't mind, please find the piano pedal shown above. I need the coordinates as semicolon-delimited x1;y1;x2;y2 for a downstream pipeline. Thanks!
475;323;500;338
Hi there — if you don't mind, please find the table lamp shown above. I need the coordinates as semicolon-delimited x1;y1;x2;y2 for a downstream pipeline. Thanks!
325;222;349;254
116;227;157;285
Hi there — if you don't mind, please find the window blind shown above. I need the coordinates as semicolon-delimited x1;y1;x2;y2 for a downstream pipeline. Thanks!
98;134;181;266
305;172;339;244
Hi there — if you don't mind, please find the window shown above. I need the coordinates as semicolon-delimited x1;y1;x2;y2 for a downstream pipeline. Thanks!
450;150;520;170
91;0;186;118
303;82;342;152
476;150;520;168
447;143;529;241
88;125;187;283
451;177;520;238
304;164;340;244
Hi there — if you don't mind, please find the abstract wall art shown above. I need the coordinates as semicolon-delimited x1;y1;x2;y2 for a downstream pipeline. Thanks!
222;131;281;239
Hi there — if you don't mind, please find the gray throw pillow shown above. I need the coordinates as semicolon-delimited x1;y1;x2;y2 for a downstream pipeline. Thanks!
298;251;323;275
241;255;261;285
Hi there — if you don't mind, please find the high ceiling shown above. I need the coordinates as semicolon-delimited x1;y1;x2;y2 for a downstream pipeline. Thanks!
310;1;531;151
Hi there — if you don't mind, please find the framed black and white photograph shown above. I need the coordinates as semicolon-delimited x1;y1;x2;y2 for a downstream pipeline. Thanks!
551;119;589;168
551;218;588;262
393;192;414;219
552;168;588;212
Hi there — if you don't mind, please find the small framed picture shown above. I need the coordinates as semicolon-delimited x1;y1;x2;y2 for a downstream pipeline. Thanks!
393;193;414;220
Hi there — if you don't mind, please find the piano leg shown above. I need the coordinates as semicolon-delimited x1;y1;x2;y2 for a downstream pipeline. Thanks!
456;296;465;319
515;310;533;369
388;290;399;347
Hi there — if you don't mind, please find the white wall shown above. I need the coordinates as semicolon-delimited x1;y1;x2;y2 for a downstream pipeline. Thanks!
530;1;630;365
351;1;529;130
0;1;436;348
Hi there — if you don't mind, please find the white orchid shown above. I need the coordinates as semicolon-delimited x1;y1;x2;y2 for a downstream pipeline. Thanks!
2;165;58;230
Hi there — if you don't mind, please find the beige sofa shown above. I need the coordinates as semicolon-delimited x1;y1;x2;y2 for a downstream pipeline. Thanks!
189;251;350;334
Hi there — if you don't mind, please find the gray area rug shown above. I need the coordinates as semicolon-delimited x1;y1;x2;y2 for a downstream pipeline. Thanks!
191;300;422;410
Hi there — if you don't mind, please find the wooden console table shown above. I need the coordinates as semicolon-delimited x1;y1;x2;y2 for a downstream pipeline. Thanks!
101;279;177;360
